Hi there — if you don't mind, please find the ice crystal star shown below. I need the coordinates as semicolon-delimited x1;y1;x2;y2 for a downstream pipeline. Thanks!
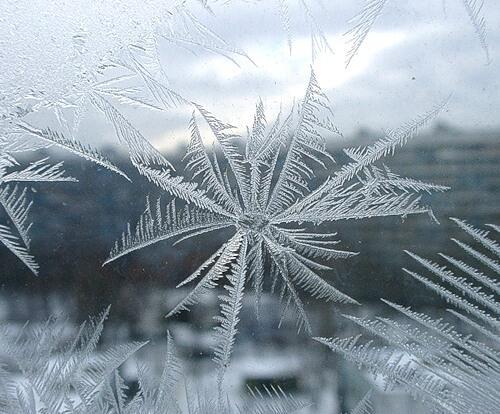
101;70;447;384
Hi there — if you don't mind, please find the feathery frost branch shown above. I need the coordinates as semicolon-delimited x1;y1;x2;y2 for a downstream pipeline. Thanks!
345;0;388;68
0;309;310;413
0;115;132;274
345;0;490;66
317;218;500;414
17;123;129;181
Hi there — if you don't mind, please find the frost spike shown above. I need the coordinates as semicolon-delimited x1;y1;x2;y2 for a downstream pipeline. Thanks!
461;0;490;64
0;185;32;247
17;123;129;181
104;198;233;265
344;0;388;68
167;233;243;318
277;97;449;222
451;218;500;259
351;390;374;414
213;236;248;388
0;224;39;275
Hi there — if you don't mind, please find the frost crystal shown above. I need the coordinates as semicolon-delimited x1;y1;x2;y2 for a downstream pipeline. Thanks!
0;1;245;118
345;0;490;67
316;218;500;414
101;69;447;383
0;309;310;413
0;0;244;274
0;119;129;274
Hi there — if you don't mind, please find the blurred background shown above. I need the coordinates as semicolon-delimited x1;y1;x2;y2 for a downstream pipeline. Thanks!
1;0;499;412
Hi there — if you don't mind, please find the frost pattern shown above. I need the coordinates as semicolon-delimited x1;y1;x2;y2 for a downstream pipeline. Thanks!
348;391;373;414
0;0;247;275
0;309;311;414
296;0;333;60
0;117;130;273
0;0;247;123
219;0;331;59
316;218;500;414
101;69;447;385
2;0;494;411
0;307;145;413
345;0;490;66
344;0;388;68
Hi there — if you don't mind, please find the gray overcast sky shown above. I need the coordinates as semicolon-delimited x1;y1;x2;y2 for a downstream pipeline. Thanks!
19;0;500;152
128;0;500;152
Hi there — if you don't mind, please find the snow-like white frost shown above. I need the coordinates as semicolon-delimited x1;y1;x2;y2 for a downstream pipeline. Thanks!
0;0;250;152
100;69;448;386
0;0;246;116
1;0;170;115
2;0;495;412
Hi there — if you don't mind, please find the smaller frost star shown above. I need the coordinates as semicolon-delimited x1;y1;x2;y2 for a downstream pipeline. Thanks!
102;70;447;378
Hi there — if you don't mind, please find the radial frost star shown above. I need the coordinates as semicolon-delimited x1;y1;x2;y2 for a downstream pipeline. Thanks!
101;70;448;382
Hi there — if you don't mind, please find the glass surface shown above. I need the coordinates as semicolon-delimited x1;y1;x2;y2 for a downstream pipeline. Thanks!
1;1;499;413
